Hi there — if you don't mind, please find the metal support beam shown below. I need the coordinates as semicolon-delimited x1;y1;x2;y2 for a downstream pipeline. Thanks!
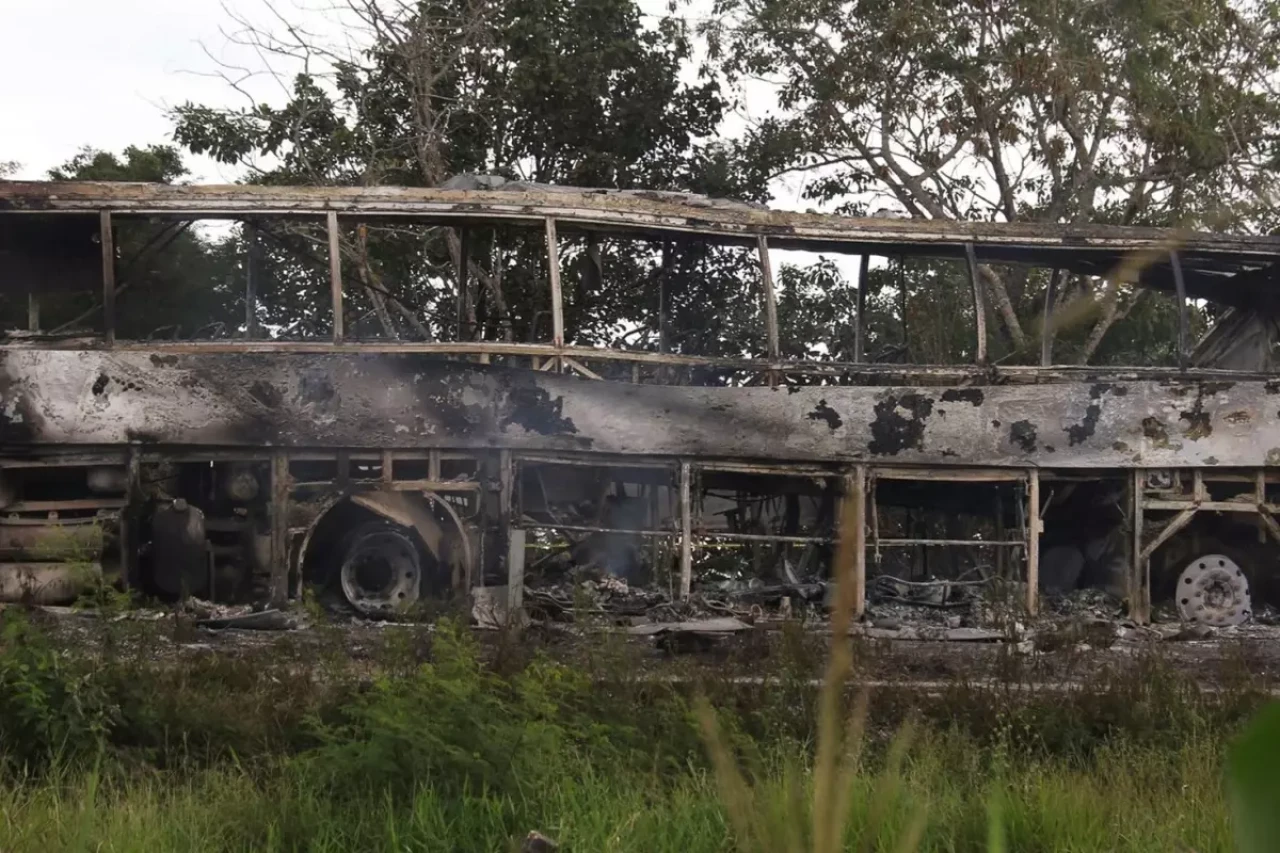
507;528;526;615
120;445;140;590
847;467;867;618
1169;250;1189;370
456;227;471;341
100;211;116;346
964;242;987;365
1130;469;1149;623
326;211;344;342
1139;507;1196;563
245;221;260;339
1026;470;1040;615
270;450;290;606
1041;268;1062;367
545;218;564;351
854;254;869;363
756;235;781;363
678;460;692;598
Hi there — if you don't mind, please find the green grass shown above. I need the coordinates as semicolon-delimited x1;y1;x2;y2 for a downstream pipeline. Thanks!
0;728;1233;852
0;610;1266;851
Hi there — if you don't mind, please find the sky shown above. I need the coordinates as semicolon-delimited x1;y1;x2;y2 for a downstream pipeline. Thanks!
0;0;714;183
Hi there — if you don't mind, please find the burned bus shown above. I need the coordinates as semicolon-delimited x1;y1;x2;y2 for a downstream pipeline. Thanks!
1;179;1279;627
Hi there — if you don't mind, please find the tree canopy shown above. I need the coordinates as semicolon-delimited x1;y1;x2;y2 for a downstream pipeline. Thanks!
14;0;1275;368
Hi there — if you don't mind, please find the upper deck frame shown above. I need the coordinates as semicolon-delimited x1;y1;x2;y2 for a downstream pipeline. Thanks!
3;179;1280;375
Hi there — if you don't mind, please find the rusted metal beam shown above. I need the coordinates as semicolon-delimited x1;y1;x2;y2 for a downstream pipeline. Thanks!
270;450;290;606
678;461;692;598
9;181;1279;264
1139;506;1196;563
326;211;344;342
100;211;115;346
854;254;870;363
847;467;867;618
1170;250;1190;369
545;218;564;351
1131;469;1149;624
456;227;471;341
9;338;1278;386
1026;469;1040;615
756;235;780;362
964;242;987;365
245;221;260;339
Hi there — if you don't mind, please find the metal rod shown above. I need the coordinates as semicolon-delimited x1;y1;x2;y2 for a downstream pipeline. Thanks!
1041;268;1062;367
964;242;987;364
679;461;692;598
757;235;781;362
854;254;869;363
545;218;564;350
1026;469;1040;615
327;210;344;342
100;211;115;346
270;451;290;606
1169;250;1189;370
848;467;867;618
1130;469;1148;624
245;221;260;339
521;523;676;538
507;528;526;615
871;538;1029;547
456;227;471;341
27;294;39;332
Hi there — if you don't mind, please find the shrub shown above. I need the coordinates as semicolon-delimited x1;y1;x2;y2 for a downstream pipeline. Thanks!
0;612;118;773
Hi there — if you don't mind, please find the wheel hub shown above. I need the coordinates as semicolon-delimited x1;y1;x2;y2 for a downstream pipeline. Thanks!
1176;554;1251;627
339;529;421;615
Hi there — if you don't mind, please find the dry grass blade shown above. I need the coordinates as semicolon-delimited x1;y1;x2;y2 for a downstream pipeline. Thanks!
812;473;866;853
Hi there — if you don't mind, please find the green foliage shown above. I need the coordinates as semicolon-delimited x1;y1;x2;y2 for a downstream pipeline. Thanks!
299;620;631;798
1227;701;1280;853
0;613;117;772
170;0;774;356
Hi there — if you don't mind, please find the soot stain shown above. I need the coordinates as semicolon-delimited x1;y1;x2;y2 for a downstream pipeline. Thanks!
1179;388;1213;440
868;393;933;456
807;400;843;431
1142;417;1169;446
1067;383;1127;446
1009;420;1037;453
940;388;984;406
249;380;283;408
91;373;109;396
503;384;578;436
1066;404;1102;446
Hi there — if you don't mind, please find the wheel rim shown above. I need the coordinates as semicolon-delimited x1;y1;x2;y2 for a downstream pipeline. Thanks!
1176;554;1251;627
339;529;421;614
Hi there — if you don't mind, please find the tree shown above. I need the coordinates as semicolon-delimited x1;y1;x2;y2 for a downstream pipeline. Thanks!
707;0;1280;364
13;146;238;339
171;0;772;362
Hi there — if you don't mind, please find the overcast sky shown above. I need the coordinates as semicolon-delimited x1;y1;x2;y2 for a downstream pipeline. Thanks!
1;0;722;183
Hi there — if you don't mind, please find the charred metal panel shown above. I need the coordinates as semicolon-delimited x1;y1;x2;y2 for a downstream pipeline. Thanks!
2;350;1280;468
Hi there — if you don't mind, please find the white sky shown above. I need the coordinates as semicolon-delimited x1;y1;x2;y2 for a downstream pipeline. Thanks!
1;0;717;183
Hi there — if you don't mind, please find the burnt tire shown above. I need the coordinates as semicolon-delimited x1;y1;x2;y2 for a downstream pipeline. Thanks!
335;520;429;616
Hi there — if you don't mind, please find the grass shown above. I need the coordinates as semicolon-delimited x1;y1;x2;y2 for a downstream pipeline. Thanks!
0;507;1270;853
0;727;1234;852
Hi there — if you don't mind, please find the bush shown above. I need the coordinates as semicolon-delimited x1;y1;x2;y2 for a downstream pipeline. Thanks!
0;612;118;773
299;620;630;799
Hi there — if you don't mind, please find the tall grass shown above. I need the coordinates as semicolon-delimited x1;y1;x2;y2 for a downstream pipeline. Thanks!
0;728;1233;852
